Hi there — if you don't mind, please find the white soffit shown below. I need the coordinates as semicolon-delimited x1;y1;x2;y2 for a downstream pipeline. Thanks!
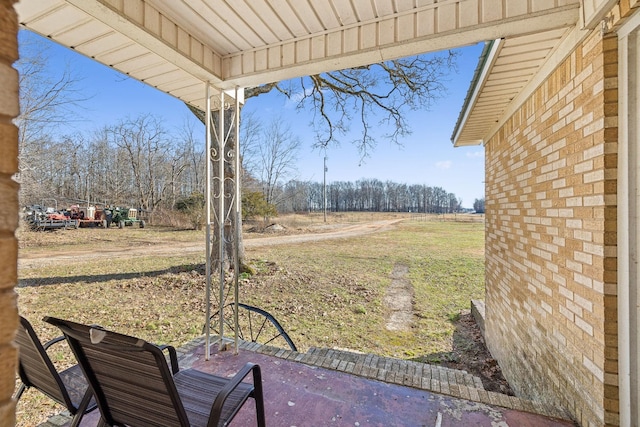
15;0;580;112
15;0;224;111
453;27;572;147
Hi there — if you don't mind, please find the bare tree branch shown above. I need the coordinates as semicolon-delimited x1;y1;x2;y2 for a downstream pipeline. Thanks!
15;36;92;204
245;83;289;99
16;37;92;146
243;51;458;160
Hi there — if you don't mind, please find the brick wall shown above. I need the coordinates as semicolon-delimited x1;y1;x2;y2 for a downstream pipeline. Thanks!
0;1;19;427
484;29;618;427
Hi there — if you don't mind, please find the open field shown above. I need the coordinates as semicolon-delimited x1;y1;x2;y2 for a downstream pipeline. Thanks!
15;212;489;426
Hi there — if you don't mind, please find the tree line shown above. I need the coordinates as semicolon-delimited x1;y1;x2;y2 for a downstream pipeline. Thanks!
18;114;205;212
275;179;461;214
18;110;468;216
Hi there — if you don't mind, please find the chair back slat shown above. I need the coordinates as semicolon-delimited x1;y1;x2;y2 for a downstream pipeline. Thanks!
16;317;73;409
45;317;190;427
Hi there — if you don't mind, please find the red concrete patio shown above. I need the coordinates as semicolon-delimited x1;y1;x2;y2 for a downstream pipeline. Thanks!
46;337;577;427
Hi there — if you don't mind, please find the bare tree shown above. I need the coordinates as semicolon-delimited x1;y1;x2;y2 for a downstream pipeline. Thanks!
105;114;170;209
238;111;262;183
15;36;90;205
255;119;301;207
177;116;205;196
86;128;129;204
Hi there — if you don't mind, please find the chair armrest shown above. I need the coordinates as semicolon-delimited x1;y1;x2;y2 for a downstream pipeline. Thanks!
157;344;180;374
208;363;262;427
42;335;66;350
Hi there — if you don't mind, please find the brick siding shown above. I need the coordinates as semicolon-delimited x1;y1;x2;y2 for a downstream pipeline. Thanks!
0;1;19;426
483;29;618;427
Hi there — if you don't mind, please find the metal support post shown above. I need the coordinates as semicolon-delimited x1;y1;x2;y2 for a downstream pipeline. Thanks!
204;83;212;360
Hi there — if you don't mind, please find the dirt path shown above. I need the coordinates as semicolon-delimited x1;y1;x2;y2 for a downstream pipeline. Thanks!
18;219;403;268
384;264;414;331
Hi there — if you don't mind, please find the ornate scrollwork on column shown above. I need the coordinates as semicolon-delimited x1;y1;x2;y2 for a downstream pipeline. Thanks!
208;92;242;352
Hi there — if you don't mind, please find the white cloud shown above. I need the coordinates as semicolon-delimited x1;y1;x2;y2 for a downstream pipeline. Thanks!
436;160;452;170
466;151;484;158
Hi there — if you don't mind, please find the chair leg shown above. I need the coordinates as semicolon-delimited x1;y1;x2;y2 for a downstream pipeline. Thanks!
14;384;26;402
69;412;83;427
252;367;266;427
254;395;266;427
69;389;94;427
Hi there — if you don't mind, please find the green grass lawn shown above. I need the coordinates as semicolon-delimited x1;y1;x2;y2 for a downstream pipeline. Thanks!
16;217;484;426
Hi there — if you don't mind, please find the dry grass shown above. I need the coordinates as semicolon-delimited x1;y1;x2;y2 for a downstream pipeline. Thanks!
15;212;484;426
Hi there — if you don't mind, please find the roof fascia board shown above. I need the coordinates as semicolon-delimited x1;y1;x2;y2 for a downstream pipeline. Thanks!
452;39;503;147
582;0;619;29
221;4;580;89
480;25;590;145
66;0;225;86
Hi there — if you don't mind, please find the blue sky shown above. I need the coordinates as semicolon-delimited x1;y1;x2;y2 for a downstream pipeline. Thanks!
21;30;485;208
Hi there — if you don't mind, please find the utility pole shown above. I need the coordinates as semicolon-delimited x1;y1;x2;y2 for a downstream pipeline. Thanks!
323;155;328;222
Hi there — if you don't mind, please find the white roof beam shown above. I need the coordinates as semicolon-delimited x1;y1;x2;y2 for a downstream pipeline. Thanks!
222;2;580;88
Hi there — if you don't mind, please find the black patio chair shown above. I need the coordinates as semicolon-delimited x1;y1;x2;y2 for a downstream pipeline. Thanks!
15;315;96;427
45;316;266;427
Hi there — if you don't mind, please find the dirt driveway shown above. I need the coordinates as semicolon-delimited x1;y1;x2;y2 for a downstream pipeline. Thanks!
18;219;403;268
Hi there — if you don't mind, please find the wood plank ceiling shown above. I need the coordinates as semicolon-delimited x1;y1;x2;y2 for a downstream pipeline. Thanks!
15;0;580;141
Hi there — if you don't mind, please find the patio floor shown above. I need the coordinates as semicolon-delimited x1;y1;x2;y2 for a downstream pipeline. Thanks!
43;337;576;427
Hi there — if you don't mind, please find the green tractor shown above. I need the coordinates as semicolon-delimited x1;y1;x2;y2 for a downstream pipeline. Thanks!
109;207;145;229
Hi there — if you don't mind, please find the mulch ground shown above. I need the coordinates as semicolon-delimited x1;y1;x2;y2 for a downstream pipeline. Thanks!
441;311;514;395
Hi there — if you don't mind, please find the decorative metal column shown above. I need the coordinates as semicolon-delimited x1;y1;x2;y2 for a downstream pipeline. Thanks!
204;85;242;359
233;87;241;354
216;90;226;353
204;83;213;360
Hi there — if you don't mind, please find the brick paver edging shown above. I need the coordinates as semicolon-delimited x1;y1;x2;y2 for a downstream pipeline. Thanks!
185;336;570;421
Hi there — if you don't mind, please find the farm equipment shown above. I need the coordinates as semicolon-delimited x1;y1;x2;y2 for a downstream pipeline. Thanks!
68;205;109;228
24;202;146;230
24;205;79;231
108;207;145;228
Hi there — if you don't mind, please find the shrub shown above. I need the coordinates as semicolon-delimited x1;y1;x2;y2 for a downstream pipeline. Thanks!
174;193;205;230
242;191;277;220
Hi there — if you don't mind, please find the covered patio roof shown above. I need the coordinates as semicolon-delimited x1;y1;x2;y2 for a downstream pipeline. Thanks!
15;0;581;112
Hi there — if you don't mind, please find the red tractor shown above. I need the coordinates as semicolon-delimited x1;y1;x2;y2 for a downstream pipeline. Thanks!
68;205;110;228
